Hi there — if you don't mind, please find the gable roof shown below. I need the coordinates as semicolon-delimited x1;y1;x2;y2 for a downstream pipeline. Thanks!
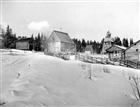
106;45;126;52
16;38;31;42
124;40;140;51
53;30;74;44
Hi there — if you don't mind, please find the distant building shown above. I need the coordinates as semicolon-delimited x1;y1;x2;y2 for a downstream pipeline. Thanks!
106;45;126;61
101;31;113;54
124;40;140;61
48;30;76;54
85;45;93;54
0;29;4;49
16;38;33;50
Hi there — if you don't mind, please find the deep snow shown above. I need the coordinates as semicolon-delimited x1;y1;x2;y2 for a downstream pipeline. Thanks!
0;50;140;106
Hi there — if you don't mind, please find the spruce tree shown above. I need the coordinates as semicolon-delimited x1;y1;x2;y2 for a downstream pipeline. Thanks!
4;25;17;48
130;38;134;46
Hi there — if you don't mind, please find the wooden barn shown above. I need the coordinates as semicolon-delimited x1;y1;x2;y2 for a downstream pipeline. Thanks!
48;30;76;54
124;40;140;61
85;45;93;54
16;38;33;50
106;45;126;61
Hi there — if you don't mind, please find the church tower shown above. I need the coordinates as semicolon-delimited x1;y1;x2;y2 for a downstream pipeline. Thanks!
101;31;113;54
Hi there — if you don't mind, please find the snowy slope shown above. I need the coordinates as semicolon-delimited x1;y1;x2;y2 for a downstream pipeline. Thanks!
0;51;140;106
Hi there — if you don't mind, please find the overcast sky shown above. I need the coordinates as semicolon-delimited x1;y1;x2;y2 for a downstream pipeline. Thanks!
1;0;139;42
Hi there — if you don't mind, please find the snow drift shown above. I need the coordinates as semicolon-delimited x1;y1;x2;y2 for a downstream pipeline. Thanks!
0;50;140;106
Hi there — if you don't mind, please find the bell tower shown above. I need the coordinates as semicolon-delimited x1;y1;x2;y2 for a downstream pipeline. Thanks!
101;31;113;54
106;31;111;38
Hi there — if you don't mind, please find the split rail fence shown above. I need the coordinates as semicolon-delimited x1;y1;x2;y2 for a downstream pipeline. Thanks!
75;53;140;69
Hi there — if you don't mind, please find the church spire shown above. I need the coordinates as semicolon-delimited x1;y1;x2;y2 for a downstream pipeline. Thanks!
106;30;111;38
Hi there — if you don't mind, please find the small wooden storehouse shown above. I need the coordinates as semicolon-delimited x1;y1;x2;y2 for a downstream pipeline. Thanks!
124;40;140;61
85;45;93;54
48;30;76;54
106;45;126;61
16;38;33;50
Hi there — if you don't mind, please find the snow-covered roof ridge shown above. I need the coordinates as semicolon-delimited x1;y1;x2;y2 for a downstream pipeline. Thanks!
113;45;127;50
106;44;127;52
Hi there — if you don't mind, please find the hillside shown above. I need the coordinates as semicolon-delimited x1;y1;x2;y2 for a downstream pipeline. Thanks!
0;50;140;106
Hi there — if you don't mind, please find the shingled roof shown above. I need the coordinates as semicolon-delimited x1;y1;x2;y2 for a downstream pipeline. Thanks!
53;30;74;44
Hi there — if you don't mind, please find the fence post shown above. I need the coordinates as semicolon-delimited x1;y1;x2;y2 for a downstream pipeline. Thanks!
137;61;138;69
91;57;93;63
75;53;76;60
127;60;128;67
119;59;121;66
87;63;92;79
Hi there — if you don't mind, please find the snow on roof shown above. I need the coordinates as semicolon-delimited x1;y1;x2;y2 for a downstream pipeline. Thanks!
114;45;127;50
54;30;74;44
106;45;126;52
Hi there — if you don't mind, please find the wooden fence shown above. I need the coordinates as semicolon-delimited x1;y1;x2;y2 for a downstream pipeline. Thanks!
75;53;140;69
55;53;70;60
119;59;140;69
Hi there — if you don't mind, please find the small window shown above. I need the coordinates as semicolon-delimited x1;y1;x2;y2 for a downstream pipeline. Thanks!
136;49;138;52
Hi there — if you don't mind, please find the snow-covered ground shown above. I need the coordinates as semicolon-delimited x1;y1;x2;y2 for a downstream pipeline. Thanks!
0;49;140;106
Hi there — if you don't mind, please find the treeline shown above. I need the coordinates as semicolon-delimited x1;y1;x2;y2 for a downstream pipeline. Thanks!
30;33;48;51
1;25;134;53
72;37;134;54
72;38;103;54
1;25;48;51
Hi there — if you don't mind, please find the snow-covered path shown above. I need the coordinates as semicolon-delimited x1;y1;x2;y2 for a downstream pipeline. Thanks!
0;53;139;106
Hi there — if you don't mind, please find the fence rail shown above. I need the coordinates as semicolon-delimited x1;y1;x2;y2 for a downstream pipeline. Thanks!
119;59;140;69
75;53;140;69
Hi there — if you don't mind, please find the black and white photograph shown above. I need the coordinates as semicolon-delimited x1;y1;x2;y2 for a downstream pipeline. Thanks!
0;0;140;106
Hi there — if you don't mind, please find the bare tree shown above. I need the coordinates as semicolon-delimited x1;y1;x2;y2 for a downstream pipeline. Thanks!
129;76;140;100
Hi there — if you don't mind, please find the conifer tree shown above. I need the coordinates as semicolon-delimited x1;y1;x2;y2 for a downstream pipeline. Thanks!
130;38;134;46
3;25;17;48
